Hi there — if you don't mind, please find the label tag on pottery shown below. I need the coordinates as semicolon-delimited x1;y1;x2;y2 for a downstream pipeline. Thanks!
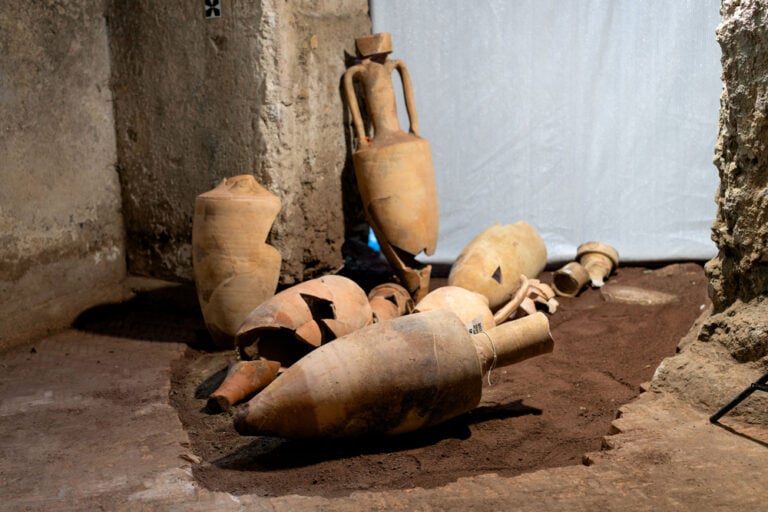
467;316;484;334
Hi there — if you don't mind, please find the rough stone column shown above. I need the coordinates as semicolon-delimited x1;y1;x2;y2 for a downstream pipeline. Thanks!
653;0;768;421
108;0;370;284
703;0;768;362
0;1;127;350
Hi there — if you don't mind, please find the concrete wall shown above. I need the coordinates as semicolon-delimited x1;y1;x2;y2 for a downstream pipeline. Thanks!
0;1;127;350
108;0;370;284
0;0;370;349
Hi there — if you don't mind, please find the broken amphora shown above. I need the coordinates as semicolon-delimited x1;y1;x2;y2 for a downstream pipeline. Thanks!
517;279;559;317
235;275;373;366
368;282;414;322
343;32;439;302
234;309;554;439
414;286;496;333
193;175;282;349
415;279;558;334
448;222;547;310
577;242;619;287
207;359;281;412
552;261;591;298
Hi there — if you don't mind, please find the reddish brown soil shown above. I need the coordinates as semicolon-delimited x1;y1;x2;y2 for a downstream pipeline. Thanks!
170;263;709;498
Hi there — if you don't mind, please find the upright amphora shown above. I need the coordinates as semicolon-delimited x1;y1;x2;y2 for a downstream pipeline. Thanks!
192;175;282;348
344;33;439;301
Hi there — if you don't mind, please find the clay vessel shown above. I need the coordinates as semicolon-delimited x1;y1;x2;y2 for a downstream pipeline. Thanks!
368;282;414;322
576;242;619;287
193;175;282;348
207;359;281;412
343;32;439;301
448;222;547;310
552;261;591;297
235;275;373;366
519;279;559;316
414;285;496;333
490;277;559;319
234;310;554;439
415;278;547;332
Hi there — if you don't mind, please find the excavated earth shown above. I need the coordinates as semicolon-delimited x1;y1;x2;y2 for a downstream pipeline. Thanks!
170;262;710;498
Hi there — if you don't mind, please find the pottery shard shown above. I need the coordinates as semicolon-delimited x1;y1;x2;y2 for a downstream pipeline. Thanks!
600;285;677;306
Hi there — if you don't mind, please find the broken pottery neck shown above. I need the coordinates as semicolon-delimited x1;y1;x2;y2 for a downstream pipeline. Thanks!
472;312;554;375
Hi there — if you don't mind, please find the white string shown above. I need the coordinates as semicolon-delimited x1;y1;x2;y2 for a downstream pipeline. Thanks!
481;331;497;386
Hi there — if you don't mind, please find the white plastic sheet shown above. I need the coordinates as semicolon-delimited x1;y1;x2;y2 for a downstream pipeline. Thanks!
369;0;722;264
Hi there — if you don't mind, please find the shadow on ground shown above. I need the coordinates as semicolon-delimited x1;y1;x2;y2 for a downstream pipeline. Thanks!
72;282;211;346
213;400;542;472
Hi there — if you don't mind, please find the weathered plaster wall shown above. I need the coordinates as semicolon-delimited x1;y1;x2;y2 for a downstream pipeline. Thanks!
0;1;127;350
108;0;370;284
653;0;768;422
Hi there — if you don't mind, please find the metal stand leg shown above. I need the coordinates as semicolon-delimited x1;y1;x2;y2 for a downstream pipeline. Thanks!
710;371;768;423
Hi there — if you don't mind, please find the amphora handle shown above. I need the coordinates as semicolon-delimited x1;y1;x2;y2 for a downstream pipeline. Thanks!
343;59;421;149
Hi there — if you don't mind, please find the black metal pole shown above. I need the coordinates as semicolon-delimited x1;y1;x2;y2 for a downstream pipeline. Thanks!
710;371;768;423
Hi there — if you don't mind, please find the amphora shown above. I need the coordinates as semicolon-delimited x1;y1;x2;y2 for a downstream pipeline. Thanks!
193;175;282;348
235;275;373;366
343;33;439;301
449;222;547;310
234;310;554;439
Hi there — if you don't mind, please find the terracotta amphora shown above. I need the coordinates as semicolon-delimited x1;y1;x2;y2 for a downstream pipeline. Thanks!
368;282;414;322
576;242;619;287
343;33;439;302
207;359;281;412
193;175;282;349
552;261;591;298
234;309;554;439
414;277;556;333
235;275;373;366
448;222;547;310
414;286;496;333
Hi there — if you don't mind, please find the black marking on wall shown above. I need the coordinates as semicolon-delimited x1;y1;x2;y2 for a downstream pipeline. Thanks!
205;0;221;18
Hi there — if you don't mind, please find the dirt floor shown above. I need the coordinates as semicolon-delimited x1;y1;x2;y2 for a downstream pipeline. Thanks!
168;262;710;498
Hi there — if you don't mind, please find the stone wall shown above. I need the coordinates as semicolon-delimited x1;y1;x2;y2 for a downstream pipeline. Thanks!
0;0;370;350
704;0;768;364
108;0;370;284
0;1;127;350
653;0;768;422
707;0;768;314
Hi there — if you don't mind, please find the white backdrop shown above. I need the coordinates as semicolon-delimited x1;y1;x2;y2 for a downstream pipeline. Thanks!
369;0;722;264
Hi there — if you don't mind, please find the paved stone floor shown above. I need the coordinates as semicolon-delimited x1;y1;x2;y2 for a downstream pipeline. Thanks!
1;288;767;511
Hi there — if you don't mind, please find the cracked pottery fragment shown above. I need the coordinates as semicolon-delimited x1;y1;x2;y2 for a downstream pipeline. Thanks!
235;275;373;366
207;359;281;412
368;282;414;322
552;261;591;298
